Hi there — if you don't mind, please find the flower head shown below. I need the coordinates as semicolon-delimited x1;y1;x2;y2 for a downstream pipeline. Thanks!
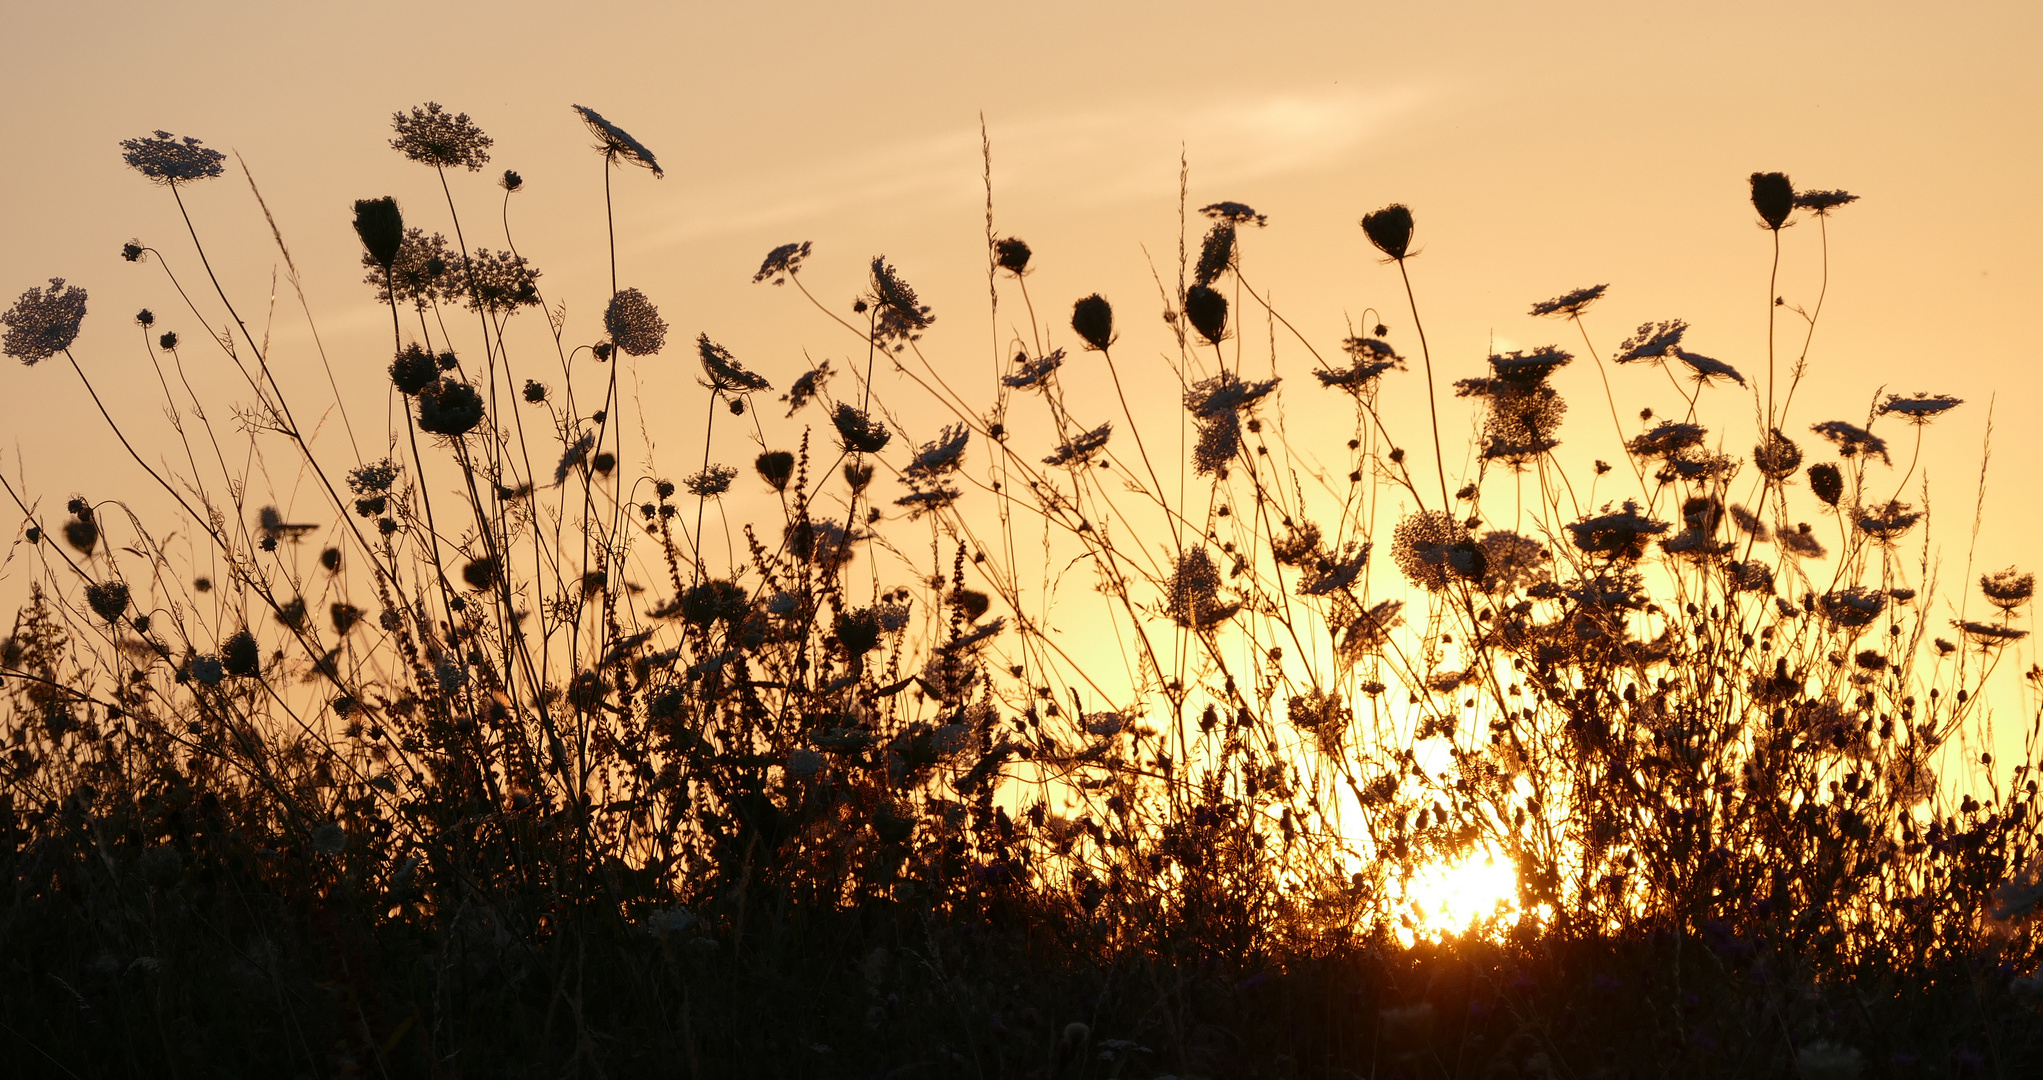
869;257;933;350
1853;500;1922;544
1981;567;2034;612
1794;189;1858;215
1749;171;1795;230
1002;348;1065;392
781;361;833;416
683;464;738;498
1361;203;1415;259
831;403;891;454
1810;419;1889;464
604;288;667;356
1183;284;1228;344
364;229;460;309
1044;421;1112;468
390;103;493;170
464;248;542;313
1200;201;1266;225
1529;284;1608;319
1194;221;1236;286
1819;587;1886;631
1876;392;1962;425
119;131;226;186
1612;319;1687;364
416;379;484;437
1393;510;1484;590
1071;294;1114;351
1567;501;1670;562
753;241;812;284
3;278;87;365
696;334;771;393
905;424;969;480
994;237;1032;275
1165;548;1240;628
1317;336;1403;395
573;105;663;177
1674;348;1745;386
352;197;405;270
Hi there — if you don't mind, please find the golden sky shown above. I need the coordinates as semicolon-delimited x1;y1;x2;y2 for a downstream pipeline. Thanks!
3;1;2038;711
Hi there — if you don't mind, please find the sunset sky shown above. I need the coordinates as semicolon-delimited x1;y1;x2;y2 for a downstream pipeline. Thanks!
3;1;2038;718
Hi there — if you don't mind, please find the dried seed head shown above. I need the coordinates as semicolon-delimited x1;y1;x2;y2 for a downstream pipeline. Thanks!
1749;171;1795;230
1360;203;1415;259
1808;462;1844;507
1070;294;1114;351
994;237;1032;275
1183;284;1228;345
352;197;405;271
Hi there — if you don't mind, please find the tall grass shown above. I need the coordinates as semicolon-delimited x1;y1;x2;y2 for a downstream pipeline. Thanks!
0;109;2036;1078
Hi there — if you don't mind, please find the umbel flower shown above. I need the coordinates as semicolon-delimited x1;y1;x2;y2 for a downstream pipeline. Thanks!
696;334;771;394
1392;510;1483;591
1810;419;1890;464
1194;220;1236;286
753;241;812;284
869;257;933;351
604;289;667;356
464;248;542;313
1316;336;1403;396
389;103;493;171
1165;548;1240;628
905;424;969;480
1529;284;1608;319
1043;421;1112;468
1877;392;1963;426
416;379;484;437
364;229;461;309
683;464;738;498
1795;189;1859;215
1612;319;1687;364
1002;349;1064;392
573;105;663;177
831;403;891;455
3;278;87;365
1981;567;2035;612
119;131;226;186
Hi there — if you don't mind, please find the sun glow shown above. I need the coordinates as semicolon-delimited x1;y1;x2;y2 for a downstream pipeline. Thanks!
1395;848;1525;946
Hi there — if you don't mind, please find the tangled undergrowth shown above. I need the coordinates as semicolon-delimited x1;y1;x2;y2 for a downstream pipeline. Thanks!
0;106;2037;1077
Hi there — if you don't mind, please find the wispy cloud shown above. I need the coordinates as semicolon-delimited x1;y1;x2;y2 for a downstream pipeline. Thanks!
640;84;1431;248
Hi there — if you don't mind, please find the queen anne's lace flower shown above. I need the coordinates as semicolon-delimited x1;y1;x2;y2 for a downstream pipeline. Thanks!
3;278;87;365
604;288;667;356
390;103;493;170
119;131;226;185
573;105;662;177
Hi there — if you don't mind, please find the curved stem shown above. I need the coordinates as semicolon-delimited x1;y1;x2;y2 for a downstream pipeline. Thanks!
1395;258;1452;513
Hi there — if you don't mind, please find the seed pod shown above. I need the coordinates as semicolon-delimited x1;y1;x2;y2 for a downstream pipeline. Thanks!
1361;203;1415;259
1070;294;1114;351
352;197;405;270
84;581;129;622
1183;285;1228;345
1808;462;1843;507
1749;172;1795;231
994;237;1031;274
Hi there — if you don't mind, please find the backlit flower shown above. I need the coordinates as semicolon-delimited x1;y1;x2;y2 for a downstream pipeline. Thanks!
605;288;667;356
573;105;663;177
119;131;226;186
3;278;87;365
390;103;493;170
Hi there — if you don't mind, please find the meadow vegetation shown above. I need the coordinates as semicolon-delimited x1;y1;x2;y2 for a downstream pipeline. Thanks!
0;106;2038;1078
